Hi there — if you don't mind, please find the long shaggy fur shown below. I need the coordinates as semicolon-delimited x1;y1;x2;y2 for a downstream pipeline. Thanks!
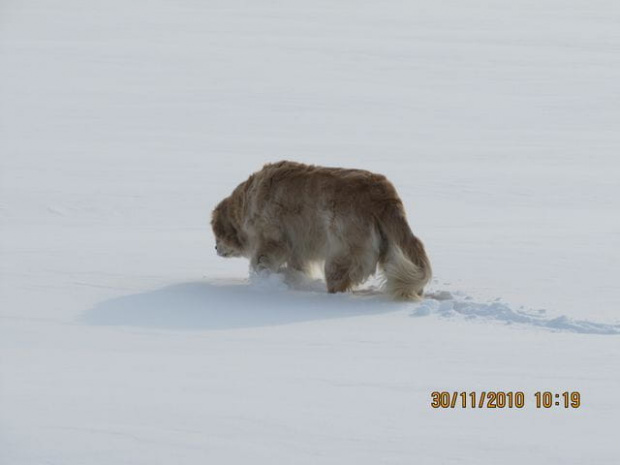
211;161;432;300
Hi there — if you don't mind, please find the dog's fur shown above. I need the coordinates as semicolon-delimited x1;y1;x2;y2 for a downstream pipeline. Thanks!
211;161;431;300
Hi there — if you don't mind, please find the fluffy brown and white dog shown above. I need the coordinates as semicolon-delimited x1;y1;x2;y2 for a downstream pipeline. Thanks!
211;161;431;300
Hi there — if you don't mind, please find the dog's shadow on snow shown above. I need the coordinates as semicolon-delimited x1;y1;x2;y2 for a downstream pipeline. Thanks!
82;279;402;331
82;279;620;334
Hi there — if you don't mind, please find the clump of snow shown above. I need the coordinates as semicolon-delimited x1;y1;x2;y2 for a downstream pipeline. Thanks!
414;293;620;335
249;267;329;293
248;269;290;292
245;272;620;335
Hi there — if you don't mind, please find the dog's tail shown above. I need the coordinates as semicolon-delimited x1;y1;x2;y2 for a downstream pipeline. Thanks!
377;203;432;300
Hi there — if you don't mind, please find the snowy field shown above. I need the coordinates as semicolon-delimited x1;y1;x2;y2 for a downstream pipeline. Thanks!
2;1;620;463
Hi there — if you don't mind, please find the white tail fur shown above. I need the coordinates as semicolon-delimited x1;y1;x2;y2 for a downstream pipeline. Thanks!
382;246;430;301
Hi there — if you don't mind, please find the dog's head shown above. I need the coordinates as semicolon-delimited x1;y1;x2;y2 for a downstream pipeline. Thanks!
211;198;245;258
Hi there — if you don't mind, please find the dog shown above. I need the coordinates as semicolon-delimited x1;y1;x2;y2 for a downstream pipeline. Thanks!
211;161;431;300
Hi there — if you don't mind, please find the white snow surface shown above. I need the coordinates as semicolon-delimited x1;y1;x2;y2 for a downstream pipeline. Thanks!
1;1;620;464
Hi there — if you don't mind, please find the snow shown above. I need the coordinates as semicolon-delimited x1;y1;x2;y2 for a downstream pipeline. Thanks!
1;1;620;464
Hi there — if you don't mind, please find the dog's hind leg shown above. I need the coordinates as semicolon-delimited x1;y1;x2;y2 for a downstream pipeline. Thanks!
324;224;381;294
325;252;375;293
324;255;353;293
287;252;311;275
